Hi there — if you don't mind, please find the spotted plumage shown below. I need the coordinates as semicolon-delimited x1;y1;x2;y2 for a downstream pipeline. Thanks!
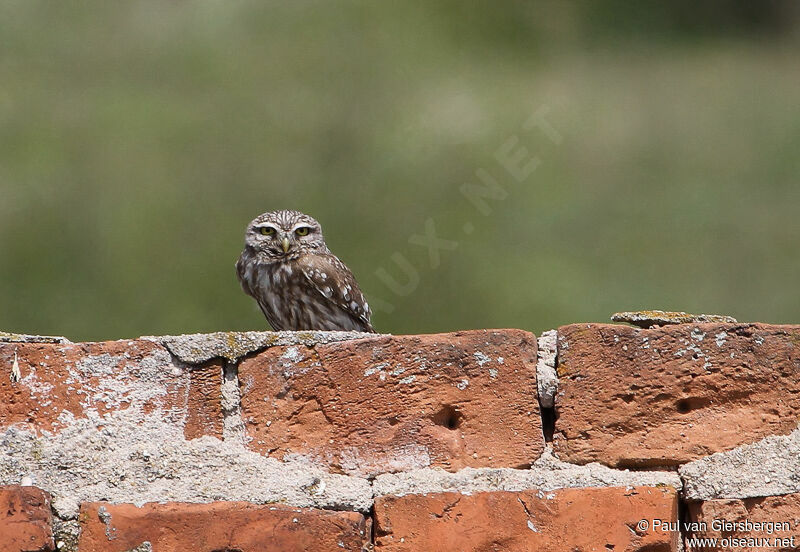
236;210;375;332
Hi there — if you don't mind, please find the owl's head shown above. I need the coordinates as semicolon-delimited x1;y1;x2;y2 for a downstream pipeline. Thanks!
244;210;327;260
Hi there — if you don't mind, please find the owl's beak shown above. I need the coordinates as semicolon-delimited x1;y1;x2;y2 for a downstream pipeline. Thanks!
281;237;291;253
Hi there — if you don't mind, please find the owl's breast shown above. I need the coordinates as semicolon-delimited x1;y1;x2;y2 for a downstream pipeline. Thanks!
249;261;310;330
247;259;363;332
255;261;295;302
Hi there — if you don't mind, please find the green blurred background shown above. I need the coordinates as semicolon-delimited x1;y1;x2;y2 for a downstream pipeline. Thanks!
1;1;799;342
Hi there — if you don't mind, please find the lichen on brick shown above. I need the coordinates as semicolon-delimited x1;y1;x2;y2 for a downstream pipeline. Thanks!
611;310;737;328
0;331;71;343
147;330;379;364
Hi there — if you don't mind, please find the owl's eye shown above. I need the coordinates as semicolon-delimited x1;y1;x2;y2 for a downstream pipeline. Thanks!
259;227;276;236
295;227;311;237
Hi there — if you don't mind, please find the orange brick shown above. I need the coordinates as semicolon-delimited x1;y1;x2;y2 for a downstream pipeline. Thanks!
77;501;369;551
0;485;54;552
554;323;800;467
0;340;221;440
238;329;541;475
687;494;800;552
374;486;678;551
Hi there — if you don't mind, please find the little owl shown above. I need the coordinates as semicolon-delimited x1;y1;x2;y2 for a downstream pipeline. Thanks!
236;210;375;332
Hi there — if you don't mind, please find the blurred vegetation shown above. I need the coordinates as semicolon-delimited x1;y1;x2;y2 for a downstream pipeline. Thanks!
1;1;799;341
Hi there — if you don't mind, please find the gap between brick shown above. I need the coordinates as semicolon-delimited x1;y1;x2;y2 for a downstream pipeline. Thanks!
221;359;246;444
536;329;558;443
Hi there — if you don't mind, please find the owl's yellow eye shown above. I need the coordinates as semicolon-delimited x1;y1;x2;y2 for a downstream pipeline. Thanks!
295;227;311;237
259;227;276;236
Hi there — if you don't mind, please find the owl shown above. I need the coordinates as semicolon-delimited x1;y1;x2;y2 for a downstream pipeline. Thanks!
236;210;375;333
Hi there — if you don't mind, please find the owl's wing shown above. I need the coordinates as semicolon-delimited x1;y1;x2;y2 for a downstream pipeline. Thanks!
235;252;256;298
297;253;375;333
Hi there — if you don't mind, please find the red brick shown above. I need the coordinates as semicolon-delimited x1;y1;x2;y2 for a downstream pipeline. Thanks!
374;486;678;551
687;495;800;551
77;501;369;552
554;323;800;467
0;485;54;552
185;362;223;439
238;329;540;475
0;340;221;440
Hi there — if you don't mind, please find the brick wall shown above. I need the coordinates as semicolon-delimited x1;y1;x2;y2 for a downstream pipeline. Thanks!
0;324;798;551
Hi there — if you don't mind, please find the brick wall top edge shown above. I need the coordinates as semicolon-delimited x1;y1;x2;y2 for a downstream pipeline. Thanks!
559;322;800;332
0;331;71;344
1;328;537;364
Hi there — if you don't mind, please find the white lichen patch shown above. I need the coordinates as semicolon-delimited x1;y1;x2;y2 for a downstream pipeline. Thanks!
364;362;389;378
672;337;714;371
690;328;706;342
412;356;429;371
715;332;728;348
390;365;408;376
19;366;55;407
275;346;320;378
280;347;304;364
472;350;508;382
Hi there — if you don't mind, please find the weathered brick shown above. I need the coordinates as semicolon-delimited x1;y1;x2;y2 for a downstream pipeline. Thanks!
238;329;540;476
185;361;224;439
77;501;369;551
554;323;800;467
0;485;54;552
374;486;678;551
0;340;221;440
687;495;800;551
